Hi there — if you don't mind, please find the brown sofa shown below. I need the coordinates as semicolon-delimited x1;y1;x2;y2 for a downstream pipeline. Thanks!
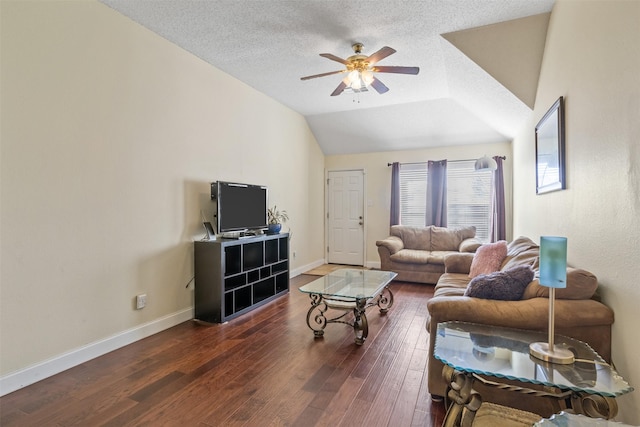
425;236;615;414
376;225;481;284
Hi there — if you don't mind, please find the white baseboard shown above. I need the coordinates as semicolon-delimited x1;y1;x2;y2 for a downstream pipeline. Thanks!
0;307;193;397
289;258;325;278
366;261;381;269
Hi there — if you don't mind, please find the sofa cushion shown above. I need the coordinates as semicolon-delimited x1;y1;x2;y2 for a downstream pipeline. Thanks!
469;241;508;278
434;273;470;297
390;225;432;250
522;267;598;300
507;236;539;255
444;252;475;274
427;251;452;265
500;236;540;270
501;248;539;271
431;226;476;251
501;237;539;269
390;249;430;264
390;250;453;266
465;266;535;301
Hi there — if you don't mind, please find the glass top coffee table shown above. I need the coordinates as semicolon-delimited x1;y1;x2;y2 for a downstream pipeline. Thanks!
434;322;634;425
299;269;397;345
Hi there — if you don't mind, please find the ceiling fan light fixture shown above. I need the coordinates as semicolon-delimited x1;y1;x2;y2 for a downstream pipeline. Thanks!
361;69;374;85
347;69;373;90
300;43;418;97
347;70;359;87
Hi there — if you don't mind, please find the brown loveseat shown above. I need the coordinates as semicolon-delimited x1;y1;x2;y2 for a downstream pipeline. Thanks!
376;225;481;284
426;237;615;414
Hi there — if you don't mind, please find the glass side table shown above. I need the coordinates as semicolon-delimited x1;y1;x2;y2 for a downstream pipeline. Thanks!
434;322;634;426
536;411;635;426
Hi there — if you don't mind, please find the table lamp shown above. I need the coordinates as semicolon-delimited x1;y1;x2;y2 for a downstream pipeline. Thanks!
529;236;575;364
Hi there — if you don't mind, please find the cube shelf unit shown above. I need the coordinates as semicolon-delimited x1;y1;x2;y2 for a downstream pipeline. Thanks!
194;233;289;323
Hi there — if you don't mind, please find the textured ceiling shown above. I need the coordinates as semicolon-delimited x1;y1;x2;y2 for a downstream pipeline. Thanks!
98;0;555;155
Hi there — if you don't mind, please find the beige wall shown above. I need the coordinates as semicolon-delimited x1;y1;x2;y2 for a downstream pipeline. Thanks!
326;142;513;266
512;0;640;422
0;1;325;380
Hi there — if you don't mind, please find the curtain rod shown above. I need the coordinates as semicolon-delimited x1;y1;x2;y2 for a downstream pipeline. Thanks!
387;156;506;167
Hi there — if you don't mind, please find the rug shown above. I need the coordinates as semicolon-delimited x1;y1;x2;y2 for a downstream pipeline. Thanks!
304;264;369;276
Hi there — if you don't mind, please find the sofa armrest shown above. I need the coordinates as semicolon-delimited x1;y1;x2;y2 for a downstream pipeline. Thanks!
375;235;404;255
427;296;614;331
459;237;482;253
444;252;474;274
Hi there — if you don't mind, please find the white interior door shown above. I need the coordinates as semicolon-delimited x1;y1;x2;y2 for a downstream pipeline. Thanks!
327;170;365;265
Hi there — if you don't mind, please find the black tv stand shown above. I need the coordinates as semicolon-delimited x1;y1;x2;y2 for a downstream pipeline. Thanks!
194;233;289;323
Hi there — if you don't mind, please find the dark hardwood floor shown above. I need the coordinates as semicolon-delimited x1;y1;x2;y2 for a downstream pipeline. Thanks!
0;275;446;426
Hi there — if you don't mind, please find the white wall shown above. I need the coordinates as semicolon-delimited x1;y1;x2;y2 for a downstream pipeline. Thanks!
512;0;640;423
0;0;325;387
326;142;512;266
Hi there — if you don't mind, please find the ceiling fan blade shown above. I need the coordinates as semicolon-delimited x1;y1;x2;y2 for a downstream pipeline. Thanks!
370;77;389;94
319;53;348;65
373;65;420;75
366;46;396;65
300;70;345;81
330;81;347;96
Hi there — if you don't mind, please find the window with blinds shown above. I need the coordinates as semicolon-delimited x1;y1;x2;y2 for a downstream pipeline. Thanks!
447;160;492;242
398;160;493;242
399;163;428;227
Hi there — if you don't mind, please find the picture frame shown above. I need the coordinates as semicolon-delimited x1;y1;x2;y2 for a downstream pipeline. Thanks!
535;96;566;194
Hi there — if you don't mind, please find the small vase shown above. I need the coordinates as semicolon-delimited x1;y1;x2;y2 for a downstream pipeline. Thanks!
267;224;281;235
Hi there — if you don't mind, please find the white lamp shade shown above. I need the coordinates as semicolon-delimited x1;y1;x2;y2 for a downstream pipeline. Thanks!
475;155;497;171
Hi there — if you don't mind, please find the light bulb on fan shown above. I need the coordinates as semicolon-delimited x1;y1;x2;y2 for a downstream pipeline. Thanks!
347;70;361;88
347;69;374;90
361;69;374;86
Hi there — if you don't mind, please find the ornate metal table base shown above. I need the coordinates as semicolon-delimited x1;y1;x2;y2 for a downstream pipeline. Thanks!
305;286;394;345
441;365;620;427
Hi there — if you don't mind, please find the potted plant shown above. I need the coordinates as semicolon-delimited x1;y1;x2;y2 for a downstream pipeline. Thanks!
267;205;289;235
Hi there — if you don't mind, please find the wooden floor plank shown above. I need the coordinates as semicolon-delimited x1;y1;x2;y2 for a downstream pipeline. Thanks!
0;275;445;426
360;333;419;426
391;364;426;426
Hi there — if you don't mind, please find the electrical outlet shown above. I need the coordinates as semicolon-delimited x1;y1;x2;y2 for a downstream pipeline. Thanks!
293;251;297;259
136;294;147;310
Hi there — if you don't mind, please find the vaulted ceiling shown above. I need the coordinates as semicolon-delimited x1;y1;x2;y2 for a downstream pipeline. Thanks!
99;0;554;155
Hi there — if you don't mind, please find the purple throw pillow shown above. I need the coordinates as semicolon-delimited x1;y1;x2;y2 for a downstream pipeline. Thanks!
464;265;535;301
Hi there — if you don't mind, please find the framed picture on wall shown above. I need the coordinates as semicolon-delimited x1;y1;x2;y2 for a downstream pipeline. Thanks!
535;96;566;194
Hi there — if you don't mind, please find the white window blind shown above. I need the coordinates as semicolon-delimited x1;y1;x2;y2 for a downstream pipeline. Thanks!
398;160;493;242
399;163;428;227
447;160;492;242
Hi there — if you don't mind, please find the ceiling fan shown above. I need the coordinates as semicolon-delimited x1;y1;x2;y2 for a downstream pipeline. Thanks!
300;43;420;96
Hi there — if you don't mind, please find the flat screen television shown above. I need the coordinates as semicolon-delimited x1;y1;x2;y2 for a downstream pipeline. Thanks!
211;181;268;233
